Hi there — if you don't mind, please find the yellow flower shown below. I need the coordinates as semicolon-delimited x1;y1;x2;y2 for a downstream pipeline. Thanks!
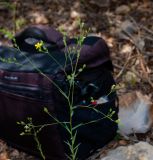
35;41;43;50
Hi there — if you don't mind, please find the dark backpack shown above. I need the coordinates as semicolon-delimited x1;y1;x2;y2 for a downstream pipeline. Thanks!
0;25;118;160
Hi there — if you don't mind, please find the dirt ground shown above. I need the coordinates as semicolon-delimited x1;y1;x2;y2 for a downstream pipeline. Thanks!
0;0;153;159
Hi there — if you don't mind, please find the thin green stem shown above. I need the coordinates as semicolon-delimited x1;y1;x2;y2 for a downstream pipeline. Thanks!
33;128;45;160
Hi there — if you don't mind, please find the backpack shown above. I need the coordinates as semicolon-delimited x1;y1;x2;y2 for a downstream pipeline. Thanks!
0;25;118;160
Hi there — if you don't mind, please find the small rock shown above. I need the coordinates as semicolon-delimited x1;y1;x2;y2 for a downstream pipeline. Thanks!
9;149;20;158
0;140;7;153
120;44;133;54
120;20;137;35
118;140;128;146
0;152;9;160
70;10;80;19
134;37;145;52
107;37;115;48
119;91;152;136
116;5;130;14
116;20;137;40
29;12;48;24
101;142;153;160
70;10;85;19
89;0;110;7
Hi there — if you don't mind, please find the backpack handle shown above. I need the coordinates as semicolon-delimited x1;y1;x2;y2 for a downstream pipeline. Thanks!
14;25;67;52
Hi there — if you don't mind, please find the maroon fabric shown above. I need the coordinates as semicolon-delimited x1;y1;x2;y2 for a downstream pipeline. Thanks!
0;89;66;159
79;38;110;67
0;66;66;159
0;70;52;88
35;25;66;46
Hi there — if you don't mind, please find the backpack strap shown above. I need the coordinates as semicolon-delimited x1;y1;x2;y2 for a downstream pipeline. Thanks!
35;25;66;46
14;25;68;52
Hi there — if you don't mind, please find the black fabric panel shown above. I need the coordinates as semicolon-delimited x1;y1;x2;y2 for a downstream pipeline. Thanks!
0;46;67;74
53;68;118;160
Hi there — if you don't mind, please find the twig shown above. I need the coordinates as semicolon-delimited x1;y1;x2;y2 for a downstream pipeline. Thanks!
115;54;138;80
140;25;153;36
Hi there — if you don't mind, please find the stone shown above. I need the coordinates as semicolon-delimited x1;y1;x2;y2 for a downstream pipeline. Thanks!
116;5;130;14
89;0;110;7
116;20;137;40
29;12;48;24
70;10;80;19
118;91;152;136
101;142;153;160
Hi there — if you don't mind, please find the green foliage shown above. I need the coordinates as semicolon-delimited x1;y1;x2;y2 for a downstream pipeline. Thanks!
0;1;25;33
15;17;26;30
